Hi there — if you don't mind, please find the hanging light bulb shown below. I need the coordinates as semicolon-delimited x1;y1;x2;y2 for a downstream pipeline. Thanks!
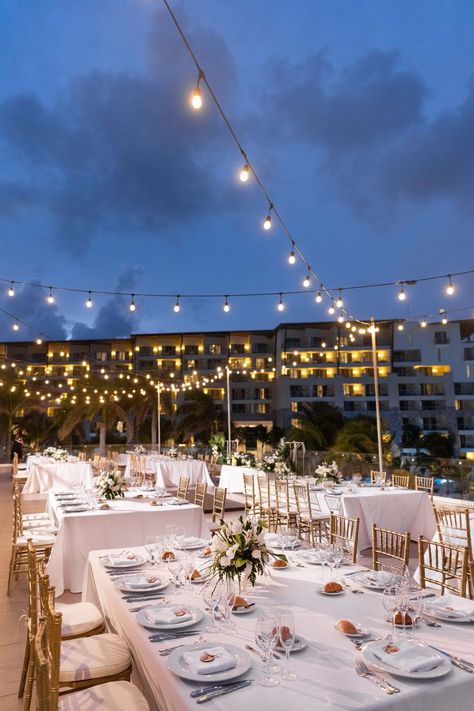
277;293;285;311
8;282;14;297
303;270;311;288
288;248;296;265
441;312;448;325
328;301;335;315
12;321;19;331
223;296;230;312
345;322;351;329
338;313;344;323
397;322;404;331
398;285;406;301
263;203;273;230
190;70;204;109
336;290;343;308
129;294;136;312
47;287;55;304
36;337;43;345
446;276;454;295
86;291;93;308
314;291;322;304
173;296;181;313
239;162;250;182
420;319;427;328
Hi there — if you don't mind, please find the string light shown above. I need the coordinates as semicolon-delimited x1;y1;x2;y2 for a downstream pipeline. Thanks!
86;291;93;308
440;309;448;325
190;70;204;110
303;271;311;288
36;337;42;345
8;282;14;297
420;319;427;328
336;291;343;308
398;285;406;301
223;296;230;313
397;322;404;331
288;245;296;265
129;295;136;312
263;204;273;230
12;321;19;331
328;301;335;315
239;162;249;182
446;276;455;295
277;293;285;311
315;291;322;303
337;313;344;323
47;287;55;304
173;296;181;313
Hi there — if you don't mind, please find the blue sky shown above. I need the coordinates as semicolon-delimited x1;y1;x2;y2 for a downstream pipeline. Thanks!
0;0;473;340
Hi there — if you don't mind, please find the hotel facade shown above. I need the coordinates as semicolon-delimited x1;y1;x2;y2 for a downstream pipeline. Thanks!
2;318;474;458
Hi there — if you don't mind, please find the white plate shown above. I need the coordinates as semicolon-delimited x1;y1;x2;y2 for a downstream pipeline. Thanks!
114;573;169;593
361;640;451;680
334;623;369;638
352;572;396;590
167;642;251;682
232;602;257;615
423;605;474;623
270;562;290;571
101;554;146;569
178;538;208;550
137;604;204;630
302;552;323;565
63;506;89;513
319;586;345;596
275;635;307;653
168;499;188;506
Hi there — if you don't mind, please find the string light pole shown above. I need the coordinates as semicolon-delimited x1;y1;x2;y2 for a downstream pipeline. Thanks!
369;319;384;477
225;365;232;458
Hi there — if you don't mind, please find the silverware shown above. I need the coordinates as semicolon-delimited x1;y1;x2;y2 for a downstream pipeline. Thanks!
190;679;253;697
245;644;280;660
354;658;400;694
158;636;206;656
349;636;382;650
196;680;252;703
149;630;203;642
422;617;442;628
122;594;167;602
429;646;474;672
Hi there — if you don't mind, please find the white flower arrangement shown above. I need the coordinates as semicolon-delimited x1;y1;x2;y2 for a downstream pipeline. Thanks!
233;451;256;467
43;447;69;461
207;516;284;588
315;460;342;483
259;453;277;472
134;444;147;454
94;469;125;500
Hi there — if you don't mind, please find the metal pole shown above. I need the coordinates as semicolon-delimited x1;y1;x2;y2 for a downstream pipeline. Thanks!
370;319;384;475
157;385;161;454
226;366;232;457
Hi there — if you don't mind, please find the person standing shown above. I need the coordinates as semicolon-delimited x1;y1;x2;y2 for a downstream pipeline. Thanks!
11;435;23;463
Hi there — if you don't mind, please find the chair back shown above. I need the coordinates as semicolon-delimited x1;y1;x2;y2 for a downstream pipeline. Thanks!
212;487;227;523
27;541;40;635
176;476;190;500
370;470;387;485
194;482;207;509
243;474;258;515
392;473;410;488
418;536;469;597
325;494;343;514
275;479;290;516
330;513;360;564
34;595;62;711
415;476;434;496
434;507;472;557
12;452;19;475
372;523;410;571
293;483;310;521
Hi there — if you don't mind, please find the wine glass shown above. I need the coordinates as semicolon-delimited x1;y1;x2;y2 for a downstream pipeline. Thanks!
219;579;237;633
278;608;297;681
382;585;400;636
144;536;157;566
165;551;183;588
255;613;280;687
202;580;223;632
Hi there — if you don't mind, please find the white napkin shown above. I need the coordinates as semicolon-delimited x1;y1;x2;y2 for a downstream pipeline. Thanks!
144;607;192;625
362;571;393;586
425;595;474;618
375;640;443;672
182;646;237;675
126;575;161;590
108;553;138;565
180;537;201;547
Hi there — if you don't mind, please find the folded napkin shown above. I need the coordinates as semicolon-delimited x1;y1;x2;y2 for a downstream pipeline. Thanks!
180;537;201;547
375;641;443;673
108;553;138;565
144;607;192;625
425;595;474;618
126;574;161;590
362;571;393;586
182;646;237;675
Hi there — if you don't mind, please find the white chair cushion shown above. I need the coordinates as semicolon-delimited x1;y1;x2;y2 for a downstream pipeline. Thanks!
16;533;56;546
57;602;104;637
23;513;51;521
58;681;149;710
24;526;58;535
60;633;131;683
23;519;57;531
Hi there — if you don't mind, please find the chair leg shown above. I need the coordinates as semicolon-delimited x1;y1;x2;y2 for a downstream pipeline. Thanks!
7;549;16;595
23;640;35;711
18;632;30;698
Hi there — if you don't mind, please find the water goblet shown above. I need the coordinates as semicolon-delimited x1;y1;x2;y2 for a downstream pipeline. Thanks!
165;551;183;588
382;585;400;636
144;536;157;566
219;579;237;633
278;608;297;681
202;580;223;632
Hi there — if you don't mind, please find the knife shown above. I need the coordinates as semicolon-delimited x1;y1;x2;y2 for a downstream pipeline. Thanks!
429;646;474;672
190;679;253;697
196;680;252;703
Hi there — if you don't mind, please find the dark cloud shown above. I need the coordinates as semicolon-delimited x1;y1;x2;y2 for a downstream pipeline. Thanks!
0;9;237;252
0;282;68;340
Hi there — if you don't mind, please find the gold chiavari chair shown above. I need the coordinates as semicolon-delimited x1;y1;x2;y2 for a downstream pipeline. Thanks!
211;486;227;524
193;481;208;509
372;524;410;572
434;506;473;596
370;470;387;485
418;537;469;598
12;477;52;529
243;473;260;518
176;476;190;500
12;452;28;487
293;482;329;546
256;474;277;530
275;479;298;533
415;475;434;497
330;512;360;564
33;614;149;711
324;494;343;514
392;473;410;488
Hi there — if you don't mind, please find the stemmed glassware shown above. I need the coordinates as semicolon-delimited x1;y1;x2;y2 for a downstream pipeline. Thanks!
278;608;297;681
382;585;401;636
219;579;237;633
255;612;280;687
202;580;223;633
144;536;157;566
165;550;183;588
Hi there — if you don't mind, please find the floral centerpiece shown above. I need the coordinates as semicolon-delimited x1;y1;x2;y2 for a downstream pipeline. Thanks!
43;447;69;461
134;444;147;454
207;516;285;590
259;452;277;472
315;460;342;484
209;433;226;464
233;451;256;467
94;470;125;500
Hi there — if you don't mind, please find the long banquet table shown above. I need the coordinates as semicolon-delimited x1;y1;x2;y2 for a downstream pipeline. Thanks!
22;455;94;494
315;487;437;552
218;464;265;494
84;545;474;711
46;494;210;596
124;455;214;489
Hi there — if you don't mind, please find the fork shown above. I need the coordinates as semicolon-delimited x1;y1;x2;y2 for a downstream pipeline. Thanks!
354;658;400;694
158;636;206;656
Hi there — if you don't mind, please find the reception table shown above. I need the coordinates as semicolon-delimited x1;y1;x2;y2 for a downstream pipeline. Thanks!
83;545;474;711
219;465;268;494
124;455;214;489
315;487;437;552
46;494;210;596
22;455;94;494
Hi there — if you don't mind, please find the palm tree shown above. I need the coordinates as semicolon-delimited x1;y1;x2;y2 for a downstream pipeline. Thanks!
331;416;389;455
0;369;41;461
18;410;57;450
173;391;225;444
288;402;344;450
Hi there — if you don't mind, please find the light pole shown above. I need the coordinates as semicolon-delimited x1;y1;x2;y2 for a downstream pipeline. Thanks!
156;384;161;454
226;366;232;457
370;319;384;475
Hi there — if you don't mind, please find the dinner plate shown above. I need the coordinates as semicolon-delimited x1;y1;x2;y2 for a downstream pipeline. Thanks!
113;572;169;593
423;606;474;623
319;586;345;596
361;640;451;680
232;601;257;615
101;554;146;568
168;499;188;506
275;635;307;653
270;562;290;571
63;506;89;513
334;622;369;638
302;552;323;565
137;604;204;630
177;538;208;550
167;642;251;682
265;536;301;550
352;572;396;590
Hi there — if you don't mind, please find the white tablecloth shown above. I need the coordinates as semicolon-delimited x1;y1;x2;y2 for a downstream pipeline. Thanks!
83;545;474;711
218;465;263;494
46;494;210;596
124;455;214;489
316;488;436;552
22;456;94;494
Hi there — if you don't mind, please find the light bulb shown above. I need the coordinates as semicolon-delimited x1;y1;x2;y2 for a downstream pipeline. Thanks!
446;277;454;295
397;323;404;331
321;341;326;348
345;322;351;329
420;319;427;328
174;298;181;313
223;297;230;313
398;287;406;301
315;291;322;303
263;214;272;230
336;292;343;308
12;321;19;331
36;338;42;345
303;273;310;288
338;314;344;323
328;302;335;315
239;163;249;182
86;292;93;308
8;282;14;297
47;288;54;304
129;295;136;312
288;250;296;265
191;87;202;110
442;316;448;325
277;295;284;311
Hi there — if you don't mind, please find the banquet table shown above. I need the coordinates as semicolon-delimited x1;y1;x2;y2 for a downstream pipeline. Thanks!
22;455;94;494
218;465;267;494
315;487;437;553
124;455;214;490
83;545;474;711
46;494;210;596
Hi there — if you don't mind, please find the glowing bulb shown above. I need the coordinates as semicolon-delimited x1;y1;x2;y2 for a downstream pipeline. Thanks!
174;298;181;313
420;319;427;328
36;338;42;345
129;295;136;312
223;297;230;313
338;314;344;323
288;250;296;265
315;291;322;303
239;163;249;182
442;315;448;325
12;321;19;331
398;287;406;301
86;291;93;308
345;322;351;329
263;214;272;230
191;87;202;110
277;294;285;312
303;273;310;288
336;292;343;308
397;323;404;331
446;277;454;295
328;302;335;315
47;288;55;304
8;282;14;297
321;341;326;348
